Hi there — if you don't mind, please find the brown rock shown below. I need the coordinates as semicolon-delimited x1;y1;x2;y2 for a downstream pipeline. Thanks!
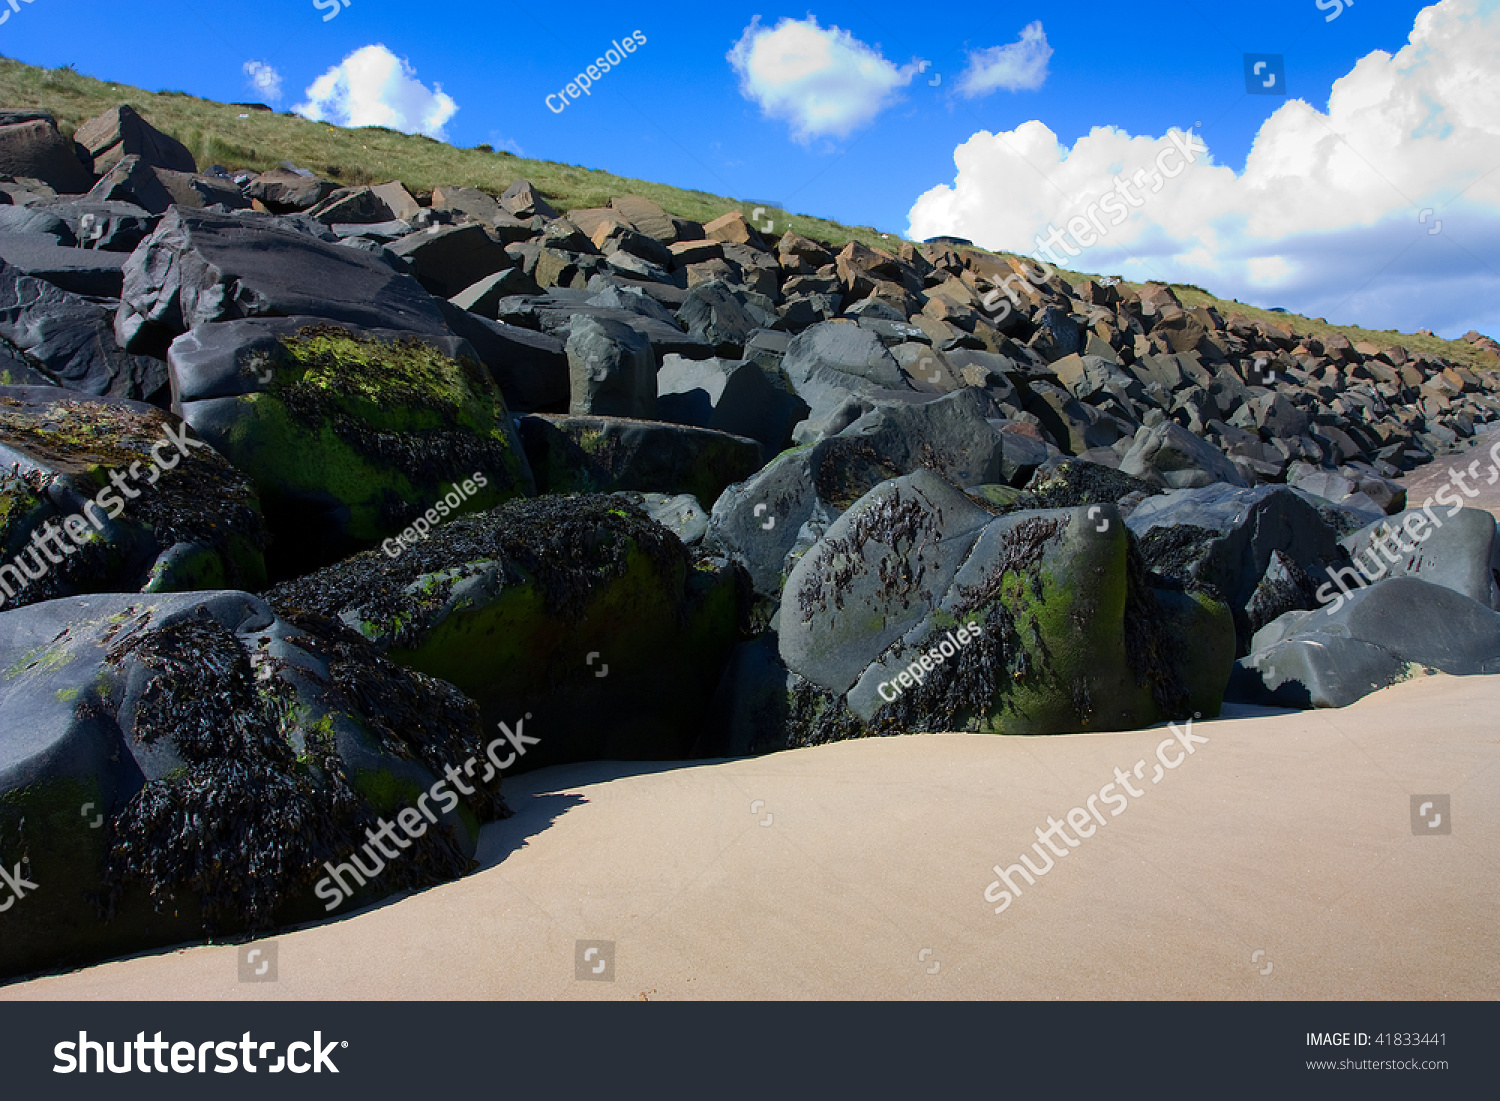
703;211;760;247
369;181;421;221
73;104;195;176
0;110;93;193
609;195;676;242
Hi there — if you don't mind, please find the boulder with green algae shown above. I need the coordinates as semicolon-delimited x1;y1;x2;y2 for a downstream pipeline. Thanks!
774;469;1234;743
0;386;267;611
266;494;750;772
168;318;535;578
0;589;507;981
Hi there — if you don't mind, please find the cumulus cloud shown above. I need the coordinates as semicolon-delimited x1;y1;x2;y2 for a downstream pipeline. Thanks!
728;15;918;142
242;61;283;106
295;45;458;140
909;0;1500;337
956;22;1053;98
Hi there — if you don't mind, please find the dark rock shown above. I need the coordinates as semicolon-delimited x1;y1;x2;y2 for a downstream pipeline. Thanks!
500;179;558;220
657;354;809;457
0;386;267;607
0;258;168;402
244;168;338;213
265;494;744;774
168;318;534;577
518;414;762;507
0;204;74;242
706;390;1018;597
73;105;195;175
1120;420;1248;489
0;589;501;979
85;154;174;214
435;300;567;414
780;320;906;440
0;238;128;297
0;111;93;194
565;314;656;418
387;223;511;299
778;470;1233;735
1337;506;1500;610
1127;482;1349;652
1236;577;1500;707
306;186;397;225
117;208;449;352
676;279;766;355
33;198;157;252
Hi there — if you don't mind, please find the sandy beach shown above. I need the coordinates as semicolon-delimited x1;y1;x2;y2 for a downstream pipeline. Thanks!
4;670;1495;1001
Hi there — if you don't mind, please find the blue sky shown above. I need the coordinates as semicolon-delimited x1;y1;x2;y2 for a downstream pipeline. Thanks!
4;0;1499;338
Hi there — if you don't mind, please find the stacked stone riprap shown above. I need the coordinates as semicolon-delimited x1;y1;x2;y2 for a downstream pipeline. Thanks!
2;99;1499;977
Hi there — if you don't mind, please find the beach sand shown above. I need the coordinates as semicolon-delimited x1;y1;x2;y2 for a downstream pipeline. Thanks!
4;671;1496;1001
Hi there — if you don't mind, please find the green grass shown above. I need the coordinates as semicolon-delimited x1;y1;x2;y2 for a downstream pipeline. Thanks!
1;54;1491;371
0;56;896;252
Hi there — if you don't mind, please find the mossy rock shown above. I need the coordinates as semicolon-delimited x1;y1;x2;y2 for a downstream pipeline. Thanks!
169;318;535;578
0;386;268;611
0;590;506;981
777;469;1235;742
267;494;751;771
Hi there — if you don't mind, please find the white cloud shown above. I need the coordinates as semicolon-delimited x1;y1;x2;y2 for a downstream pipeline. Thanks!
242;61;283;106
294;45;458;140
728;15;918;142
956;21;1053;98
909;0;1500;338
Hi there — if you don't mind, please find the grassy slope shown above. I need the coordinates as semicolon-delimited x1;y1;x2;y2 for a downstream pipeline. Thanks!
1;56;1491;372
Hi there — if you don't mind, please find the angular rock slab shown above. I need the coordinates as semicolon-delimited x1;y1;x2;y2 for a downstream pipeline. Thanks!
1336;506;1500;611
169;318;534;577
0;257;168;403
1120;419;1248;489
116;208;449;352
518;414;762;509
0;590;502;980
1128;482;1348;652
780;469;1234;735
1236;577;1500;707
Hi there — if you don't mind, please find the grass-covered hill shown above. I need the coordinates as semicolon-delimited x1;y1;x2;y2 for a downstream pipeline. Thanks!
1;54;1492;373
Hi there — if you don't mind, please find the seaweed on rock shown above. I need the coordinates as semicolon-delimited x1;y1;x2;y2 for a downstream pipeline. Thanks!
266;493;691;645
98;605;495;936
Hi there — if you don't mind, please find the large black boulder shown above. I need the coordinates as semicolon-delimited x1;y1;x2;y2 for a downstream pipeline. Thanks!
0;590;504;980
116;208;449;354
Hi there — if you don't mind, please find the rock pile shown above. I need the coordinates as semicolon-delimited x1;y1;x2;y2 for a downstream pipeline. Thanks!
2;102;1498;976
